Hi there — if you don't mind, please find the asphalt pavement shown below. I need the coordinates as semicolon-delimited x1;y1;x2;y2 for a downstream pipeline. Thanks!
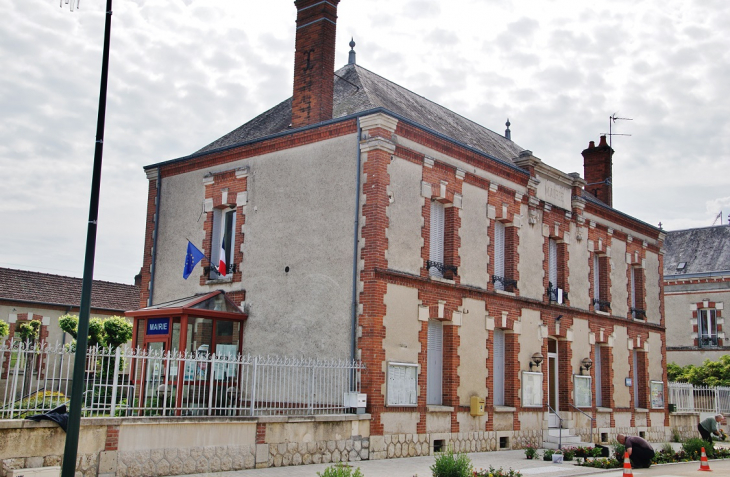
166;443;730;477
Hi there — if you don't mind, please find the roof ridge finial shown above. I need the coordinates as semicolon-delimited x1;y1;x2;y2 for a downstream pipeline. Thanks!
505;118;511;141
348;37;356;65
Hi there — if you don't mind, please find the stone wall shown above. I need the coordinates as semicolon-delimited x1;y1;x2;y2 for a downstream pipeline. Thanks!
0;414;371;477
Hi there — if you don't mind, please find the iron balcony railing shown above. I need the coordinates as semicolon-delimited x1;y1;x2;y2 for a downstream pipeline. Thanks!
0;340;364;419
593;298;611;312
426;260;458;278
547;282;567;304
630;307;646;320
492;275;517;292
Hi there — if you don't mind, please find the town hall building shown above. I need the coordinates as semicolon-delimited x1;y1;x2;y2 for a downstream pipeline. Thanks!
135;0;668;461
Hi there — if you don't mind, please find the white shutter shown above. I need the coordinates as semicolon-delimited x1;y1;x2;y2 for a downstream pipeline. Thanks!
493;329;505;406
593;254;600;301
429;201;445;277
595;345;602;407
427;320;443;405
630;267;636;317
494;222;505;290
548;239;558;288
632;350;639;407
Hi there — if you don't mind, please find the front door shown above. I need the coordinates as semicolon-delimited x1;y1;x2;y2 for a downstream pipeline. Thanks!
548;338;560;427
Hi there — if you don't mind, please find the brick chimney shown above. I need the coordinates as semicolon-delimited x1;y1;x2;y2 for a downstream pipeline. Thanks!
582;135;613;207
292;0;340;128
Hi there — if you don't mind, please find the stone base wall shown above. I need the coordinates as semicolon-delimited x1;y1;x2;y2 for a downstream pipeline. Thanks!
669;413;700;442
369;429;544;460
116;445;255;477
265;437;369;467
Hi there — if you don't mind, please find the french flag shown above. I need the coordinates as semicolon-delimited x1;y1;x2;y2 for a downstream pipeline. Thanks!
219;239;227;276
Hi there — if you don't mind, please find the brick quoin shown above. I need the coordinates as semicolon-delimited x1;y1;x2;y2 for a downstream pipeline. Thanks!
256;422;266;444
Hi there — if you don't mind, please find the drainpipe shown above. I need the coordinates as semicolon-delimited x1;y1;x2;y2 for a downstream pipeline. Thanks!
148;167;162;306
350;118;363;367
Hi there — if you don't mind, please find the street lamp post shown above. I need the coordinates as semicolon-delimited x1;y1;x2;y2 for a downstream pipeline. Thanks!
60;0;114;476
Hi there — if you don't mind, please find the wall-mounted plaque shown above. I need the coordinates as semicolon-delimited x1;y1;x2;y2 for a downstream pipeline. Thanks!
387;362;418;406
522;372;543;407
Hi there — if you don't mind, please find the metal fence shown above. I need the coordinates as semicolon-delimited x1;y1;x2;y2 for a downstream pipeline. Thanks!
668;382;730;413
0;340;364;419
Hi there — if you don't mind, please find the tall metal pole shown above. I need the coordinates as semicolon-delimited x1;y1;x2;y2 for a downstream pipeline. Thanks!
61;1;113;475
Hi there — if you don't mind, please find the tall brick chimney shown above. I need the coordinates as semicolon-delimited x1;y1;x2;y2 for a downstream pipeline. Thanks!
292;0;340;128
582;135;613;207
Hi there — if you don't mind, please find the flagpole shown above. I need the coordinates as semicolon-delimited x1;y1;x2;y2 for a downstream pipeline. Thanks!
61;1;113;476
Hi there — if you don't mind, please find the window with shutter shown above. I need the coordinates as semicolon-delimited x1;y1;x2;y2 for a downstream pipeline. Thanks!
493;328;505;406
593;254;600;302
494;221;505;290
595;345;602;407
699;309;718;347
427;320;443;405
429;201;445;278
210;207;236;279
548;238;559;301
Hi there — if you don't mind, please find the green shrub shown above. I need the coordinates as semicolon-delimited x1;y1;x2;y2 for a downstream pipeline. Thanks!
562;447;575;461
671;428;682;443
682;437;714;459
542;449;554;461
16;391;67;418
317;463;364;477
430;448;473;477
0;319;9;338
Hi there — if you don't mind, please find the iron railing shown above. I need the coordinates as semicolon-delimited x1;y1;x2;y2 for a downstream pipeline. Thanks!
547;282;567;304
593;298;611;312
668;382;730;413
570;403;595;443
630;307;646;320
0;340;364;419
492;275;517;292
427;260;457;278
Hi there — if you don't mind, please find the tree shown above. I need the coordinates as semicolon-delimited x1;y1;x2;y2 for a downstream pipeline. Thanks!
668;356;730;387
0;319;9;338
59;314;132;350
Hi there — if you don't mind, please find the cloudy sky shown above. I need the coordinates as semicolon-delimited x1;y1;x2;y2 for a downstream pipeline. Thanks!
1;0;729;284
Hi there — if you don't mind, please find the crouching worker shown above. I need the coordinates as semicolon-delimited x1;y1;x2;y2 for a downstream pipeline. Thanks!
616;433;655;468
698;414;725;444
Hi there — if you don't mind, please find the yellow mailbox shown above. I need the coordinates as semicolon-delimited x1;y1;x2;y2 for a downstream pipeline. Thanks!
470;396;485;416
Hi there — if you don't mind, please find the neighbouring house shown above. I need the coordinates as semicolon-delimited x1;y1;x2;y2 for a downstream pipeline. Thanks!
663;225;730;366
133;0;667;466
0;267;139;391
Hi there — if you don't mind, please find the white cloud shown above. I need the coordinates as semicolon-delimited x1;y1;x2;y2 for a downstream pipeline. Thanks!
1;0;729;282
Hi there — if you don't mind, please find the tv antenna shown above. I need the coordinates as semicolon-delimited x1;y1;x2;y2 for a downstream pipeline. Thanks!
603;113;633;150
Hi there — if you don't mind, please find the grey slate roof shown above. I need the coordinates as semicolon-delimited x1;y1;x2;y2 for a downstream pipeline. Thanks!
0;267;139;312
197;64;525;164
663;226;730;276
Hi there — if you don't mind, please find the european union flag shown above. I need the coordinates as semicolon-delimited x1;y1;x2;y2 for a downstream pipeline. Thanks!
183;241;205;279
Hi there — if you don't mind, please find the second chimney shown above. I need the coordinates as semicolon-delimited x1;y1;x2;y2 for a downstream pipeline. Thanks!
292;0;340;128
582;135;613;207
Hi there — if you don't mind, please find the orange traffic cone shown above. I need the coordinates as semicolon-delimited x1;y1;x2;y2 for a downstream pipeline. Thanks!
699;446;712;471
622;451;633;476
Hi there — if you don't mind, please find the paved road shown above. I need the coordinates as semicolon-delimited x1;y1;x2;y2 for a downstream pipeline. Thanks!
166;448;730;477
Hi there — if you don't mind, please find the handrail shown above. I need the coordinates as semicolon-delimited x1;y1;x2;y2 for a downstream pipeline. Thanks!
570;403;595;444
547;405;563;449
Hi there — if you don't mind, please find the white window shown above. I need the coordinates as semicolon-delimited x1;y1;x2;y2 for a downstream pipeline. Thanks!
548;238;558;287
593;254;600;302
493;328;505;406
427;320;443;405
494;221;505;290
595;345;602;407
211;207;236;279
698;309;718;347
630;267;636;314
429;201;445;277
